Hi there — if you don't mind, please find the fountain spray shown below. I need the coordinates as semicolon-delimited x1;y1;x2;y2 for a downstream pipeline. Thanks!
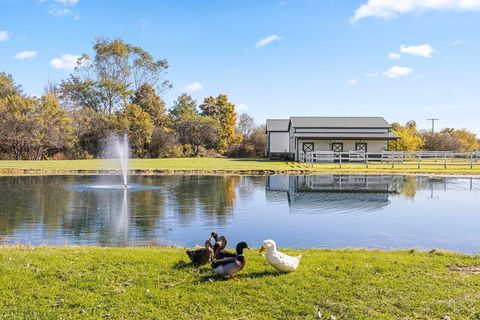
114;134;129;188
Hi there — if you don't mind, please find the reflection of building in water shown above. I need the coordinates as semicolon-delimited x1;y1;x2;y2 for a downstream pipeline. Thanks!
266;175;404;213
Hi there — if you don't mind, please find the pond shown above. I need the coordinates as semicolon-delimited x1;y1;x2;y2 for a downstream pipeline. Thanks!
0;174;479;253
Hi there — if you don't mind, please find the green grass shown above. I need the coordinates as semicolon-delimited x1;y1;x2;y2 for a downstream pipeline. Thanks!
1;246;480;319
0;157;480;175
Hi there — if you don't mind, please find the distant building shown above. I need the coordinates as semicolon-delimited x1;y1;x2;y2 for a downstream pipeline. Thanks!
265;117;399;160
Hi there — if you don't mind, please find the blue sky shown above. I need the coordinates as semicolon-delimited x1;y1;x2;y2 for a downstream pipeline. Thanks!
1;0;479;133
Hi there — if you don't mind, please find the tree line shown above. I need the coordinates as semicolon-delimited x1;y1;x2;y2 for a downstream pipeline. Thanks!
0;38;266;160
389;121;479;152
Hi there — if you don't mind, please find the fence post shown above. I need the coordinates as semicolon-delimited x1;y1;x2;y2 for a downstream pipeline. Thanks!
417;152;421;169
366;152;369;169
339;152;342;169
471;152;474;169
444;151;447;169
392;150;395;168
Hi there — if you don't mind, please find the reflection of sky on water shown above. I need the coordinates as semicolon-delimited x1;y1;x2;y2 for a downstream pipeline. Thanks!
0;175;479;253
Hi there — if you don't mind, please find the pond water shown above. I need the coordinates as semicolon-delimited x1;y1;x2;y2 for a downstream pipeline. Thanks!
0;175;479;253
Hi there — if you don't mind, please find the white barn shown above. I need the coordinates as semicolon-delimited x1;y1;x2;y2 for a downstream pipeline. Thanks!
266;117;398;160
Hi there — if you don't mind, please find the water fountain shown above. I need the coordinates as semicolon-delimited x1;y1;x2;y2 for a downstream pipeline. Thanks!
114;134;129;188
68;134;159;192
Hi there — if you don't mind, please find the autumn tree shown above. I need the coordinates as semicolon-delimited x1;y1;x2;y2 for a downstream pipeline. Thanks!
0;94;74;159
441;128;478;152
422;131;463;151
131;83;168;126
60;37;171;114
0;72;22;99
169;93;197;122
118;104;154;158
175;114;221;156
199;94;241;153
389;121;424;151
32;93;75;159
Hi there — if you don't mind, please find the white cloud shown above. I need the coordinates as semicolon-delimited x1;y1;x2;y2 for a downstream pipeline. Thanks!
255;34;283;49
352;0;480;21
49;7;73;16
346;79;358;85
14;51;38;60
237;103;249;112
183;82;203;92
0;30;8;42
453;39;462;45
400;44;435;58
365;72;379;78
388;52;401;60
383;65;413;78
50;54;81;70
54;0;79;5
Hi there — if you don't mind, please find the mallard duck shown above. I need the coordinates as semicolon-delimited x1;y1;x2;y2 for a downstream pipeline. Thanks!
259;239;301;272
211;242;250;281
211;232;237;259
186;240;214;266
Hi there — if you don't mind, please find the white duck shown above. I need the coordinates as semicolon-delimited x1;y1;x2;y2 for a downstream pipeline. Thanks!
259;239;301;272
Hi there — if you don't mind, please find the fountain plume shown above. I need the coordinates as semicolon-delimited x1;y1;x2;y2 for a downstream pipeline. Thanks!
111;134;129;187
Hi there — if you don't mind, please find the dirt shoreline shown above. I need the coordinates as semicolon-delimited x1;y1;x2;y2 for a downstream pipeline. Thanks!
1;167;480;177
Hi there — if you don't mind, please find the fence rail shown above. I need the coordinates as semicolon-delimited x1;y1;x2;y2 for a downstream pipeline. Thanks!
300;151;480;169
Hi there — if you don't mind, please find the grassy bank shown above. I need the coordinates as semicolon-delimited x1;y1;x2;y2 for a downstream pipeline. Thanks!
1;158;480;175
1;246;480;319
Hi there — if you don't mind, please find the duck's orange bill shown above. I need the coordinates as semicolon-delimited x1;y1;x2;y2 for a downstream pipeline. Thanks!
259;246;265;253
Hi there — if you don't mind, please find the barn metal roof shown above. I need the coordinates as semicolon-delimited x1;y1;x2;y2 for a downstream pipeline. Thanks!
290;117;391;128
293;132;399;140
266;119;290;131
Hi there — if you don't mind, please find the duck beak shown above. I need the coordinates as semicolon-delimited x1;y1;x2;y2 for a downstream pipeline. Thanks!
259;246;265;254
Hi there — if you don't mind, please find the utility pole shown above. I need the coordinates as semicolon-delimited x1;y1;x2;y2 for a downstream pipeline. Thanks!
427;118;439;133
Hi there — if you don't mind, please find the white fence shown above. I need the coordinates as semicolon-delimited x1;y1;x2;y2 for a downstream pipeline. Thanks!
300;151;480;168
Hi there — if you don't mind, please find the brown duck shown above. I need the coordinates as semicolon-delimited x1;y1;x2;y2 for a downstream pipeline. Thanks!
186;239;214;266
211;232;237;260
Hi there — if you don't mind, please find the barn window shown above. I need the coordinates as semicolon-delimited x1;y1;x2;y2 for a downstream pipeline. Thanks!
332;143;343;152
303;143;314;152
355;143;367;152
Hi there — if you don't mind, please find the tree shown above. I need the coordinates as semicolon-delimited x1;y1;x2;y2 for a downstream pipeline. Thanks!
0;94;74;159
32;93;75;159
148;127;181;158
199;94;241;153
236;113;255;138
175;114;221;156
422;131;463;151
131;83;167;126
389;121;424;151
0;95;36;159
442;128;478;152
118;104;154;158
0;72;22;99
60;37;171;114
169;93;197;122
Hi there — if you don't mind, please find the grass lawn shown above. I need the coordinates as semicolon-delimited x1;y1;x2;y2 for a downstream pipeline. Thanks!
1;246;480;319
1;158;480;175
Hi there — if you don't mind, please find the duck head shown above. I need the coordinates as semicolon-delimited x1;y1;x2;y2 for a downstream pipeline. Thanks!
259;239;277;253
210;232;218;241
236;242;251;255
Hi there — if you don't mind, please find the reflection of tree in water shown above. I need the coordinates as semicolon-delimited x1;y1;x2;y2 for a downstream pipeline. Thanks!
399;176;417;199
164;175;262;225
237;176;266;200
0;176;72;237
166;176;234;225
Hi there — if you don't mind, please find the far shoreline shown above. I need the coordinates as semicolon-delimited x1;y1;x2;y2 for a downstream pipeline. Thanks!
1;158;480;177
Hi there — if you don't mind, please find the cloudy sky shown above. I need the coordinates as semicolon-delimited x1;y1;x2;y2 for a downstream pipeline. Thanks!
1;0;479;132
